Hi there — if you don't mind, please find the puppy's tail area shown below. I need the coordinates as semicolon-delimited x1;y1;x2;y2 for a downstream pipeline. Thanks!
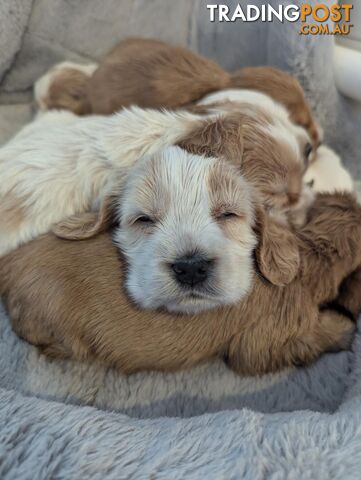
102;105;214;169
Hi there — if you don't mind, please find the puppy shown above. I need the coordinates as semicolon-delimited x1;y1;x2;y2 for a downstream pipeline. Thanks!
34;38;320;148
57;147;300;313
1;192;359;376
0;107;207;256
0;99;311;256
177;101;313;222
115;148;258;313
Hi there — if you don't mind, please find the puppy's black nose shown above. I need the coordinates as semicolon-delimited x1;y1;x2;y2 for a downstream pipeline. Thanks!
171;256;212;287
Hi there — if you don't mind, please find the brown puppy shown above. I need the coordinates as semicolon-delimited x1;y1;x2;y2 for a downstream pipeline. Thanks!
34;38;320;148
0;193;359;376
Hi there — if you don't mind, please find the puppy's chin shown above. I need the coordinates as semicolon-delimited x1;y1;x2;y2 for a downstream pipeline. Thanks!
164;295;222;314
131;287;223;314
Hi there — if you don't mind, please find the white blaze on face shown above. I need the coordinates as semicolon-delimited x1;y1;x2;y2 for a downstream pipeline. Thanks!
114;146;257;314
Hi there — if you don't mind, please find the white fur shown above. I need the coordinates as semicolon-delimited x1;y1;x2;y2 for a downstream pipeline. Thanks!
34;61;98;110
115;147;257;314
304;146;353;193
0;107;207;256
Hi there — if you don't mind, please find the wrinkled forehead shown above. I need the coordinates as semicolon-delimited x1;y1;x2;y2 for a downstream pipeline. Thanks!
123;147;253;217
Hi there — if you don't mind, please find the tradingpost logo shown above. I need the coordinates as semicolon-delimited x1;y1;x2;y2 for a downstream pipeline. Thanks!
207;4;353;35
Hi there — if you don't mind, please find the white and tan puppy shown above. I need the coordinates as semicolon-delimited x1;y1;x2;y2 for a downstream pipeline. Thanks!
115;146;257;313
198;88;313;162
62;145;298;314
0;107;206;257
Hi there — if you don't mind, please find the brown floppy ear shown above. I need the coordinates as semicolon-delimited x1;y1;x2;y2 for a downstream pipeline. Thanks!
52;196;116;240
255;207;300;286
177;113;244;165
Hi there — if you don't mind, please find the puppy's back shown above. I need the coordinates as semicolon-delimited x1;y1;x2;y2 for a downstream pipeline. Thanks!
88;38;230;114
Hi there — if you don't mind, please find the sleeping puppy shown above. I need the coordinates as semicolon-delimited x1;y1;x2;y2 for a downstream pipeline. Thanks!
0;164;359;375
56;147;297;313
0;106;209;256
0;99;312;256
34;37;321;149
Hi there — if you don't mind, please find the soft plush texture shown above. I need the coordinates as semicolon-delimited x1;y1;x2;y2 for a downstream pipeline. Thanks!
0;0;361;478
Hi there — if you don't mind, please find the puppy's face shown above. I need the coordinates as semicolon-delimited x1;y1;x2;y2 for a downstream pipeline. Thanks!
179;106;313;217
249;120;311;214
115;147;257;314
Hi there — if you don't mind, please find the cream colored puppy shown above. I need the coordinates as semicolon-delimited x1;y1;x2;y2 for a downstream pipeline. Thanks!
0;107;206;257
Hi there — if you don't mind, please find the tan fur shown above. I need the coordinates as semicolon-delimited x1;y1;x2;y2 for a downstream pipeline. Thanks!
229;66;321;148
0;193;359;376
88;38;230;114
177;110;305;213
46;68;92;115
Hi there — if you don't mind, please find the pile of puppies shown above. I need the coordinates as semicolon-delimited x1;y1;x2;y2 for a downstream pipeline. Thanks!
0;38;359;376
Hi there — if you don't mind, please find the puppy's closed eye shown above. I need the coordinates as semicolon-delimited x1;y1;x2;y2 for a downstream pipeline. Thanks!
125;214;157;229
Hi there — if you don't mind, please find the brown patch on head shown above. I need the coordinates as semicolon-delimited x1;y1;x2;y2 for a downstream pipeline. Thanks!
46;68;92;115
119;153;174;232
208;161;252;219
207;160;254;242
178;110;304;212
230;66;320;148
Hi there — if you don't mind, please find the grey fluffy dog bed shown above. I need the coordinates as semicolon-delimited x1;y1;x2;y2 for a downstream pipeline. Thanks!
0;1;361;478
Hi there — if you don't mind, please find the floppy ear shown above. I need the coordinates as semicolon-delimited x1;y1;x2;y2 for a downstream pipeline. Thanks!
177;114;244;165
52;196;116;240
255;207;300;286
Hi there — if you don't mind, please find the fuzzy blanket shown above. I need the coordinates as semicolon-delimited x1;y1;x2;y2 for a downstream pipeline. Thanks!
1;0;361;478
